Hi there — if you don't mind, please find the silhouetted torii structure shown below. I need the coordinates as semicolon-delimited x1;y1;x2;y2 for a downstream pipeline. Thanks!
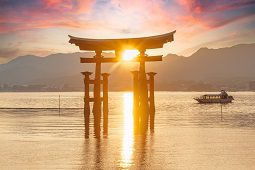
69;30;176;137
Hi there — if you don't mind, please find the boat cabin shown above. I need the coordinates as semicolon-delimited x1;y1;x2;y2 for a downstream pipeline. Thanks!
201;94;222;99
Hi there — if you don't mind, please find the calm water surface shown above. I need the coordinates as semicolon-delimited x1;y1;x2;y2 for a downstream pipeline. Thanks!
0;92;254;170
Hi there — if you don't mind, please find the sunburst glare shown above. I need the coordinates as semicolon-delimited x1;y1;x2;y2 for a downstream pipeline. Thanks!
122;50;139;61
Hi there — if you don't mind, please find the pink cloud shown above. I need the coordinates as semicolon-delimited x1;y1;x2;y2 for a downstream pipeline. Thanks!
42;0;94;13
176;0;255;13
1;0;254;35
174;0;255;31
0;0;254;45
42;0;73;12
0;0;95;33
76;0;95;14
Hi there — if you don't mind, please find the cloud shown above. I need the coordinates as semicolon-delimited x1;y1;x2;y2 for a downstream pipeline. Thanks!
103;0;176;33
42;0;94;13
105;0;255;35
0;0;255;61
175;0;255;29
0;0;95;33
176;0;255;13
1;0;254;34
75;0;95;14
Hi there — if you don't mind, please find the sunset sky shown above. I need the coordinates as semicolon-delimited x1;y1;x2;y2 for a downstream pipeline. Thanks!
0;0;255;63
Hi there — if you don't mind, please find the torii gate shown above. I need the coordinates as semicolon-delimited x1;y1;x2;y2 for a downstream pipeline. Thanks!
69;31;175;137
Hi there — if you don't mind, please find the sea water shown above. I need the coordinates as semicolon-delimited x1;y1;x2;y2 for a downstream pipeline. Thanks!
0;92;254;169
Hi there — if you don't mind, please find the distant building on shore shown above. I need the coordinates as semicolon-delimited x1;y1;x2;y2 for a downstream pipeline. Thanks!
249;81;255;91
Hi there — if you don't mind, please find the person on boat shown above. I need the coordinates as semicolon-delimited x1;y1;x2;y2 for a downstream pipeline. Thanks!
220;90;228;99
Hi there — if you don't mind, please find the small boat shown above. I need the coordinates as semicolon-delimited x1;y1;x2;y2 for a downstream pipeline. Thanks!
194;90;234;104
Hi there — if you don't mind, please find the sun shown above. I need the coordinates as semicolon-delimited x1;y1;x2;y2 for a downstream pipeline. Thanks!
122;50;139;61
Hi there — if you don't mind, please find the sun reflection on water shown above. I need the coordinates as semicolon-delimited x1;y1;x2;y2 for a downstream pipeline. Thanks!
120;92;134;168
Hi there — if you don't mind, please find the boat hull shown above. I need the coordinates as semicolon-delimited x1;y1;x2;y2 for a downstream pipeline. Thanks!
194;98;233;104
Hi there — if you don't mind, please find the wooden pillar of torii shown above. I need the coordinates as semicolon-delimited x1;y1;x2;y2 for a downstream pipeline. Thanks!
80;52;111;137
68;30;175;137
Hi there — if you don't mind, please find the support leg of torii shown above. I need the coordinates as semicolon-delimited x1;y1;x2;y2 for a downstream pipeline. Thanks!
93;50;102;138
81;71;92;138
147;72;157;131
102;73;110;136
139;50;149;132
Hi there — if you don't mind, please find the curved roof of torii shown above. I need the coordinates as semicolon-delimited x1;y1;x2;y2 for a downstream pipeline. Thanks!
69;30;176;51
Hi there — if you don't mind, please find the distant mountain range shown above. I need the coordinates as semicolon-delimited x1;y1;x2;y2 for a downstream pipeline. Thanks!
0;43;255;91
